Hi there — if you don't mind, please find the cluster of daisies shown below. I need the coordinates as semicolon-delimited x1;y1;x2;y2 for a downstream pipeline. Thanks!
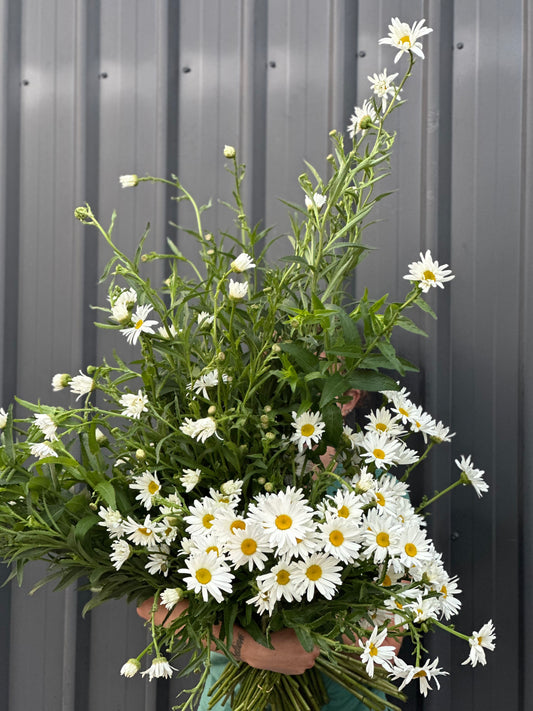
96;386;494;694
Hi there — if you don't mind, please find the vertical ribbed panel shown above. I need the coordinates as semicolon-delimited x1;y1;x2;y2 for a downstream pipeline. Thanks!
0;2;530;709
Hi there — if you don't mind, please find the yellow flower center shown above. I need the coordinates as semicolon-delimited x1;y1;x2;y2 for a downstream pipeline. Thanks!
275;514;293;530
202;513;215;529
413;670;427;679
423;269;436;281
399;407;409;417
241;538;257;555
206;545;219;556
373;448;385;460
376;532;390;547
376;492;385;507
301;424;315;437
375;422;388;432
405;542;418;557
382;574;392;587
329;530;344;547
195;568;212;585
135;319;144;329
138;527;152;537
230;520;246;534
338;505;350;518
276;569;290;585
369;643;379;657
441;585;448;598
148;481;159;495
400;34;412;47
306;565;322;581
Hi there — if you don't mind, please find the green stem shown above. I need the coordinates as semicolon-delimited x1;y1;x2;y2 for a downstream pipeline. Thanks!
416;479;463;512
401;441;435;482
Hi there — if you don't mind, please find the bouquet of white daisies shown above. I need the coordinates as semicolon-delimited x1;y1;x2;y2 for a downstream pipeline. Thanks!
0;17;494;711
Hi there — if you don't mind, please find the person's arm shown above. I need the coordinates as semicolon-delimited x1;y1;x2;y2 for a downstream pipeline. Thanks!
136;598;319;675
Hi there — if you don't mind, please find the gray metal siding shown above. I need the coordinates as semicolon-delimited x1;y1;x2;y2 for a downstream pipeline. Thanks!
0;1;529;709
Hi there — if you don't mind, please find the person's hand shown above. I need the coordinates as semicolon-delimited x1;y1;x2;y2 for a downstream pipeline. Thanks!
232;626;320;675
136;597;189;627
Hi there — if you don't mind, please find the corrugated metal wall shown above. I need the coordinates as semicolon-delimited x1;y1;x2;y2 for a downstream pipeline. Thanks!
0;1;530;709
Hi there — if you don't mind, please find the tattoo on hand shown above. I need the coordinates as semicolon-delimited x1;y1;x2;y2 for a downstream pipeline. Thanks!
233;633;245;661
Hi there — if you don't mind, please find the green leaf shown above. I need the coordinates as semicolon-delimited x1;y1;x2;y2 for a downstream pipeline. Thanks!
280;343;319;374
347;370;399;392
94;481;116;509
319;373;349;409
395;315;428;337
74;514;99;540
414;296;437;319
322;402;343;443
293;625;316;653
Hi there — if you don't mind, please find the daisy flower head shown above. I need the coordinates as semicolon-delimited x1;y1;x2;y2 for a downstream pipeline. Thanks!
293;552;343;602
178;550;234;603
183;498;218;537
179;416;218;443
304;192;327;211
121;304;158;345
378;17;433;64
455;454;488;498
145;550;171;577
231;252;256;273
462;620;496;667
130;471;161;510
324;488;364;523
180;467;201;492
390;657;448;697
33;413;58;441
367;68;399;111
141;656;176;680
430;420;455;443
119;390;149;419
290;410;325;453
30;442;58;459
225;521;271;571
362;509;401;564
396;522;433;572
255;559;302;606
160;587;185;610
157;323;178;339
373;474;410;516
119;174;139;188
189;369;229;399
110;539;131;570
359;430;403;469
69;371;94;400
228;279;248;300
110;287;137;323
123;514;160;548
365;407;405;438
348;100;377;138
98;506;125;539
197;311;214;328
120;658;141;678
434;575;462;620
360;626;397;677
318;513;362;564
51;373;71;391
403;249;454;292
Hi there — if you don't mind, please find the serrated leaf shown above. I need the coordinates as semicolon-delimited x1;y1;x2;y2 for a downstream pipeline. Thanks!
280;343;319;373
94;481;116;508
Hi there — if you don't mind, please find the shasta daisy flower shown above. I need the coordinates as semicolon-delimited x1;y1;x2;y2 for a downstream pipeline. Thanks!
51;373;71;391
225;521;271;571
435;575;462;620
378;17;433;63
403;249;454;292
120;658;141;678
189;369;229;399
290;410;325;453
304;192;327;211
123;515;160;547
179;416;218;443
130;471;161;510
318;514;362;564
360;626;397;677
368;68;398;111
362;510;401;564
248;487;315;556
121;304;158;345
0;408;7;428
455;454;488;498
359;430;403;468
396;523;433;570
119;390;149;419
180;467;201;492
110;287;137;323
462;620;496;667
69;371;94;400
231;252;256;272
390;657;448;697
98;506;125;539
141;656;176;680
34;413;58;441
119;174;139;188
228;279;248;300
178;550;234;603
160;587;185;610
145;551;170;577
347;100;377;138
184;499;218;537
365;408;405;438
197;311;214;327
256;560;302;605
30;442;58;459
110;540;131;570
293;552;343;602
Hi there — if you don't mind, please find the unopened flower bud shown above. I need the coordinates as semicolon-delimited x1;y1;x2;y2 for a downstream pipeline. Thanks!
51;373;71;391
119;174;139;188
89;502;98;511
264;482;274;492
271;344;281;353
329;129;337;137
74;205;93;223
223;145;236;158
120;658;141;678
205;233;213;241
264;405;272;413
135;448;146;461
260;415;269;427
207;249;215;255
257;477;266;485
217;352;226;361
208;405;217;415
265;432;276;441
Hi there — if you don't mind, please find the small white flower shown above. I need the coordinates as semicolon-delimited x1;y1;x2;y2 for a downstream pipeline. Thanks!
160;587;185;610
293;553;343;602
347;100;377;138
362;510;401;564
179;416;218;443
220;479;243;496
256;560;302;606
141;656;176;680
462;620;496;667
120;658;141;678
123;515;160;547
51;373;71;391
178;550;234;603
183;499;218;537
403;250;454;292
365;408;405;438
189;369;229;399
360;626;397;677
30;442;58;459
121;305;159;345
223;145;236;158
318;514;362;564
430;420;455;443
119;174;139;188
34;414;58;441
231;252;256;272
290;410;325;453
359;431;403;468
304;192;327;211
378;17;433;64
110;540;131;570
367;68;399;111
145;551;170;577
180;467;201;492
70;371;94;400
455;454;488;498
197;311;214;327
110;288;137;323
157;323;178;338
98;506;125;539
0;408;7;429
228;279;248;300
225;521;271;571
390;657;448;697
119;390;149;419
130;471;161;510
